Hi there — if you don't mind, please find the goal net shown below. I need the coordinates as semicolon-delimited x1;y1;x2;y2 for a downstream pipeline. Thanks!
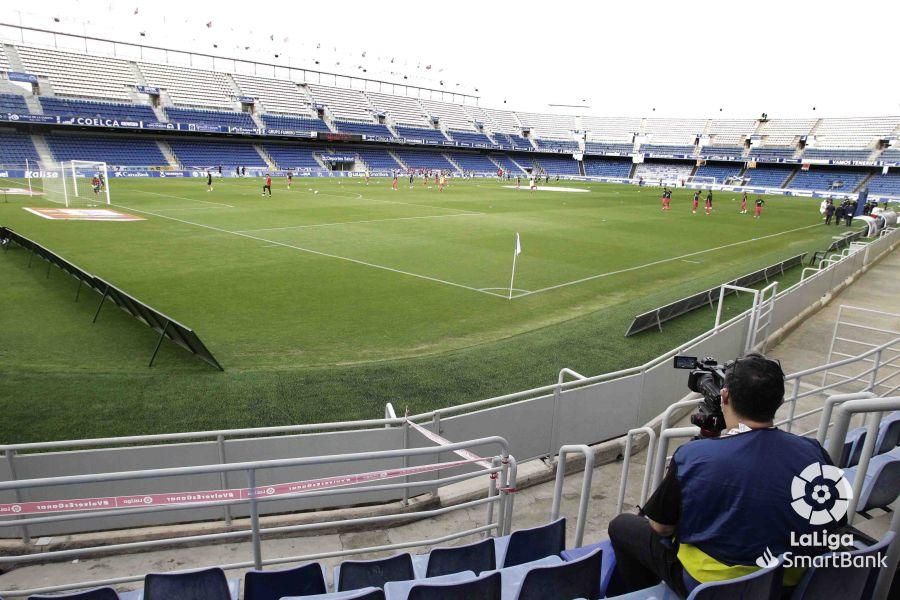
36;161;111;207
69;161;111;206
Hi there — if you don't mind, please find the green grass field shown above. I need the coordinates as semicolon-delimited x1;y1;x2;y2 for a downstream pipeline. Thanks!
0;176;842;443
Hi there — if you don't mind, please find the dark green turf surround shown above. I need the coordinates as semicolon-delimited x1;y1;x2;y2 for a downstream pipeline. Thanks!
0;177;842;442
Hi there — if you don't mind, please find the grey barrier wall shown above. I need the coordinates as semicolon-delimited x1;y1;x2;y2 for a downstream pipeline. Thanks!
1;229;897;537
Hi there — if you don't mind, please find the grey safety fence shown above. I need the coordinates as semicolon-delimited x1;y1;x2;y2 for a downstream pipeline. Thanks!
0;436;512;598
1;228;897;539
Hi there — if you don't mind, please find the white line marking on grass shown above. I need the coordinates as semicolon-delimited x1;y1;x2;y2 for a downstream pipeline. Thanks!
515;223;822;299
237;212;483;233
112;202;507;298
133;190;234;208
681;259;702;264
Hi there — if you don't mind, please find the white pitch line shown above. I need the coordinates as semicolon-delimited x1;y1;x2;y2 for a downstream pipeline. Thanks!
515;223;823;299
112;202;507;299
237;212;483;233
133;190;234;208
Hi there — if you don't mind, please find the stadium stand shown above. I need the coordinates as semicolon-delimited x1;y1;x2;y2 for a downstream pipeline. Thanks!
788;167;870;192
45;134;166;166
491;154;526;174
167;139;266;167
534;138;579;153
367;92;430;127
462;104;495;130
446;129;494;146
642;118;704;144
305;84;374;121
811;116;899;149
477;106;522;134
137;62;234;108
262;143;322;170
333;120;394;138
394;125;447;144
230;73;316;116
698;145;745;159
754;118;817;146
0;130;41;165
582;116;640;141
533;155;581;175
583;141;634;155
802;147;873;162
354;147;401;170
0;45;8;71
516;112;576;140
633;160;693;182
582;156;632;178
640;144;695;156
867;172;900;196
392;148;454;170
742;164;796;187
694;162;744;183
260;113;331;134
166;107;257;129
447;152;498;173
39;97;157;122
508;154;535;171
706;119;757;145
749;145;798;161
17;45;136;101
881;148;900;164
0;93;30;114
420;98;476;131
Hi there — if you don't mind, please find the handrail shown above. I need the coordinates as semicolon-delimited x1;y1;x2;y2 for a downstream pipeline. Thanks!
550;444;593;547
616;427;657;514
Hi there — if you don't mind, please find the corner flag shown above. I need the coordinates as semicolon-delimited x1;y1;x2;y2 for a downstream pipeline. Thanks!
515;232;522;256
509;233;521;300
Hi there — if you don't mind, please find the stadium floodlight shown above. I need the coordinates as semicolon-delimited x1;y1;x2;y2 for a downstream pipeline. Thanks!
69;160;111;206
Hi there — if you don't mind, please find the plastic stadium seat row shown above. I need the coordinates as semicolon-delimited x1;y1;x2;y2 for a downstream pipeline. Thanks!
166;108;257;129
583;157;632;178
446;130;494;146
167;140;266;167
46;135;166;166
394;126;447;144
334;120;394;138
446;152;497;173
0;93;30;114
39;98;157;122
260;114;331;133
788;168;869;192
0;132;41;164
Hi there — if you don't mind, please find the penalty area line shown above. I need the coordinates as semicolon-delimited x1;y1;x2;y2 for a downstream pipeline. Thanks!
133;190;234;208
514;223;822;299
112;202;507;299
237;212;483;234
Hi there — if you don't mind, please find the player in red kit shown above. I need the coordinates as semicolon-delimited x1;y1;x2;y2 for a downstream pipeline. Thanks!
754;197;765;218
262;174;272;196
740;192;748;214
392;172;398;190
692;190;700;213
705;190;713;215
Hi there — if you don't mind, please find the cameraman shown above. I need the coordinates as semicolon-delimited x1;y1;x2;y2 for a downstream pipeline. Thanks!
608;352;843;597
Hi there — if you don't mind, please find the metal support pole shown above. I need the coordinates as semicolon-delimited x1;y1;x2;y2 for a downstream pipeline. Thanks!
75;279;83;302
5;450;31;544
148;321;170;367
401;420;410;507
550;445;593;547
247;469;263;570
785;378;801;433
496;455;509;536
872;506;900;600
869;349;883;393
653;426;700;491
92;287;109;323
616;427;657;515
504;456;517;535
485;457;499;537
217;435;232;525
845;410;882;526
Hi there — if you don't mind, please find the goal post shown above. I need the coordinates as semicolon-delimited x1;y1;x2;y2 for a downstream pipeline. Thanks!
684;175;718;188
69;160;111;206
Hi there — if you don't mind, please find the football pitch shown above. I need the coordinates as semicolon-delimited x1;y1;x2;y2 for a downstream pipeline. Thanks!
0;176;841;442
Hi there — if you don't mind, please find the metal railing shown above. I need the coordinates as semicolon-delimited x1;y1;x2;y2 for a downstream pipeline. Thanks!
0;436;512;598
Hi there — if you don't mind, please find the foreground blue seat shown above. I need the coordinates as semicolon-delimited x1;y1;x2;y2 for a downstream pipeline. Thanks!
383;571;477;600
29;589;120;600
791;531;895;599
406;571;500;600
876;411;900;455
421;537;497;577
561;539;617;597
843;447;900;516
335;553;414;592
144;567;232;600
495;518;566;568
243;562;327;600
514;547;601;600
286;588;385;600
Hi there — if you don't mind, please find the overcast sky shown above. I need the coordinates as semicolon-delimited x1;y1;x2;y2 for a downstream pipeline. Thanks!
4;0;899;119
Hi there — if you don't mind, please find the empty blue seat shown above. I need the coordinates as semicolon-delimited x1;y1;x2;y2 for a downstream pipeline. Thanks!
514;547;601;600
143;567;233;600
421;537;496;577
842;447;900;515
29;589;119;600
790;531;895;599
243;562;327;600
383;571;477;600
406;571;500;600
335;553;414;592
288;588;385;600
875;412;900;455
495;518;566;568
686;555;782;599
561;539;617;597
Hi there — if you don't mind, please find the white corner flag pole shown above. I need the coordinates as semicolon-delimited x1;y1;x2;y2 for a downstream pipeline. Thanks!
508;232;521;300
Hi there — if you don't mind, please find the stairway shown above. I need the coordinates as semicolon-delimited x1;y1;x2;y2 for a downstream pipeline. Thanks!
254;145;277;170
388;150;407;170
443;153;463;175
250;112;266;130
854;171;877;193
29;134;56;168
3;44;26;72
156;140;180;168
781;168;800;189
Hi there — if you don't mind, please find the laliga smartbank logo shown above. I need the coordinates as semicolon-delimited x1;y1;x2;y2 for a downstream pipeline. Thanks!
754;462;886;570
